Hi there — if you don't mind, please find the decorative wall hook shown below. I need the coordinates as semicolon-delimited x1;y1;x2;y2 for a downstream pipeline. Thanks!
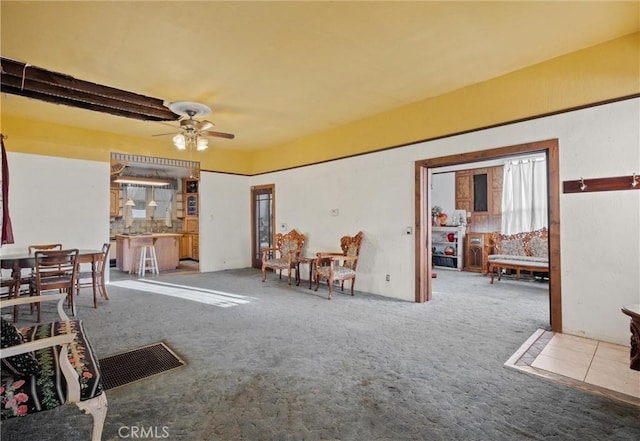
564;174;640;194
579;177;587;191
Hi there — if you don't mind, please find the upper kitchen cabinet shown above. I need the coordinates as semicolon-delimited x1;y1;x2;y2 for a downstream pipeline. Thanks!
184;178;198;217
110;185;120;217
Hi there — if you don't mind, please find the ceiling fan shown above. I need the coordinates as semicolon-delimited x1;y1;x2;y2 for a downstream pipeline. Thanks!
153;101;235;151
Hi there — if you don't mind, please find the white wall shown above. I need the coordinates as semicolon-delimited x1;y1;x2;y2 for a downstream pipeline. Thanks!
431;172;456;217
4;99;638;345
2;153;110;251
249;98;640;345
198;172;251;272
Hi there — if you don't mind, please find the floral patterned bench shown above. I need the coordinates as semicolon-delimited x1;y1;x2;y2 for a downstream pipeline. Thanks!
1;293;107;440
488;228;549;284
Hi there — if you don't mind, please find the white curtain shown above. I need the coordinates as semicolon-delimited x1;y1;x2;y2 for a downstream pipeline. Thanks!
153;188;174;227
501;158;548;234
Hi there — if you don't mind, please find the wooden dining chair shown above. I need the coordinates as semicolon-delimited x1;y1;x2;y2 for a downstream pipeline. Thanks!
0;273;18;322
24;244;64;314
28;243;63;254
31;249;79;322
76;243;111;308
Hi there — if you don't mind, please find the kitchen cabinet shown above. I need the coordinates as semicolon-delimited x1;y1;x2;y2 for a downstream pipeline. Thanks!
180;234;191;259
192;234;199;260
110;186;120;217
183;179;198;217
181;180;199;260
180;233;199;261
184;218;198;233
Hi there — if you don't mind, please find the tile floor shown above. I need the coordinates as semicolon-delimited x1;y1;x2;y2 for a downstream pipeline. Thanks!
506;329;640;407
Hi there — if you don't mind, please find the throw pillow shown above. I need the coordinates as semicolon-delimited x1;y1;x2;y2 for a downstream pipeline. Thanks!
0;318;39;377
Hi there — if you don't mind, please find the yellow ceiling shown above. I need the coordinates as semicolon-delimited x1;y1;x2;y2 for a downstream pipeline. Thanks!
1;1;639;155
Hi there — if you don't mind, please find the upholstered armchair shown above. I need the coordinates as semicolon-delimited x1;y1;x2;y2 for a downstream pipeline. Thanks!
261;229;306;285
314;231;364;299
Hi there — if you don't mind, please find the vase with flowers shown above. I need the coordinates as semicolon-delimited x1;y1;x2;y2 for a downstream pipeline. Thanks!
431;206;442;226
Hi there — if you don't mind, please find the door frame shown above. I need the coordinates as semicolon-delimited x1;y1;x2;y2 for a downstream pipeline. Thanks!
250;184;276;269
415;139;562;332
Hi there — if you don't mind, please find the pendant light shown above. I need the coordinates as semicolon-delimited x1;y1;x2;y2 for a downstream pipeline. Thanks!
148;187;157;207
125;185;135;206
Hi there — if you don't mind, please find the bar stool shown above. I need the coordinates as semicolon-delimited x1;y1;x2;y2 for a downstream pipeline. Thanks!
137;241;159;277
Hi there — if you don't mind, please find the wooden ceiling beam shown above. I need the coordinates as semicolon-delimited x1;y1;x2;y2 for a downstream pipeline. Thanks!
0;57;178;122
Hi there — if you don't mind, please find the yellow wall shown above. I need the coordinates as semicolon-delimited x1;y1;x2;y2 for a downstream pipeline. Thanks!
0;116;253;174
2;33;638;175
250;33;640;174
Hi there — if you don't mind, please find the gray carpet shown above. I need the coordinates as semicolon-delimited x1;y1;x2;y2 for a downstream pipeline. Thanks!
2;269;639;440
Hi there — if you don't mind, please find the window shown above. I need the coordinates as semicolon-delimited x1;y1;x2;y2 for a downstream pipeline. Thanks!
126;187;174;219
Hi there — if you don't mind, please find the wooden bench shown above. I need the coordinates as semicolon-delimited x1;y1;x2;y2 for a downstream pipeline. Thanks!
488;228;549;284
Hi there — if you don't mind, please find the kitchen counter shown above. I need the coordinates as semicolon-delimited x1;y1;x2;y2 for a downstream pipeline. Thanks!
115;233;182;273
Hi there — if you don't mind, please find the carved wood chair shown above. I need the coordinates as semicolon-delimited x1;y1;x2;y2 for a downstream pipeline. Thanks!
314;231;364;299
261;229;306;285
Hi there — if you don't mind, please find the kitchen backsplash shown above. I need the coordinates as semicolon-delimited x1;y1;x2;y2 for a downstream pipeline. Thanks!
110;218;183;236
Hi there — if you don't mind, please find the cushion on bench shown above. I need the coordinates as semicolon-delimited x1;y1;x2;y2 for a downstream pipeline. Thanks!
488;228;549;283
1;320;104;419
488;254;548;264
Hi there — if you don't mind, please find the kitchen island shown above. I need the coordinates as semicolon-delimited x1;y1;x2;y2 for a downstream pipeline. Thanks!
115;233;182;273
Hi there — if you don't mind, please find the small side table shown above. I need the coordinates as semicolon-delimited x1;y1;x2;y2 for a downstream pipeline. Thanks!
298;256;316;289
621;304;640;371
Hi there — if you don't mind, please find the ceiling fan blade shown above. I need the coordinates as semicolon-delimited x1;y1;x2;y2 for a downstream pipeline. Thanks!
196;120;215;131
152;131;181;137
156;120;181;129
203;130;235;140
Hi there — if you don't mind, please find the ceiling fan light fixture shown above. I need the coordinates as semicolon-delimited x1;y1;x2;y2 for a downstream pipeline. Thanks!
196;137;209;151
173;133;186;150
156;101;234;150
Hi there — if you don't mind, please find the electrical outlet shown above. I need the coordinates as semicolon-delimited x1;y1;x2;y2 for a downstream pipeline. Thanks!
386;274;390;282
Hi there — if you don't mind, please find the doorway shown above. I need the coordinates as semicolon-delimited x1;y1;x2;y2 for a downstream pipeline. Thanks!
109;153;201;273
415;139;562;332
251;184;275;269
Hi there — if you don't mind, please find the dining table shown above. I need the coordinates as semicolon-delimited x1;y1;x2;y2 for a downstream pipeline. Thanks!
0;248;108;315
